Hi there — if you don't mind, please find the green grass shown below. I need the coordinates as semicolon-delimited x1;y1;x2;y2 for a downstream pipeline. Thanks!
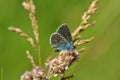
0;0;120;80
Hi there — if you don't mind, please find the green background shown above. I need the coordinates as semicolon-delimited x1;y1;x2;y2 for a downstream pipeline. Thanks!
0;0;120;80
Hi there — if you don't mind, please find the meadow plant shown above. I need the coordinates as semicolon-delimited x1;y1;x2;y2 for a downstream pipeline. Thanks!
8;0;99;80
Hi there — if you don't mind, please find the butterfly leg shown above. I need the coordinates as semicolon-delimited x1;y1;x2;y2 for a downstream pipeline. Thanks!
54;49;60;52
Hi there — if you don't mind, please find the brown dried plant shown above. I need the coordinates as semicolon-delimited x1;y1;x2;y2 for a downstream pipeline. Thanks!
8;0;99;80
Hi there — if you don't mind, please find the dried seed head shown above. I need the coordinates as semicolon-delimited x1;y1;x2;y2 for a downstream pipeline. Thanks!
32;66;46;80
46;50;79;77
20;71;33;80
20;66;46;80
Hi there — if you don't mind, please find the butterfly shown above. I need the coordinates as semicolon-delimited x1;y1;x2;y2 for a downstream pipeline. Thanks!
50;24;75;52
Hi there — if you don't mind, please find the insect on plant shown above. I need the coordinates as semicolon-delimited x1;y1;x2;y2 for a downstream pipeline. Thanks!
50;24;76;52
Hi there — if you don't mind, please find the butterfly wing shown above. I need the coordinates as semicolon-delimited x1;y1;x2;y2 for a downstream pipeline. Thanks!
50;33;68;51
56;24;72;42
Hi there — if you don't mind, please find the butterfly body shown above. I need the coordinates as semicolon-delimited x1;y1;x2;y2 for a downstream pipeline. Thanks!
54;42;75;52
50;24;75;52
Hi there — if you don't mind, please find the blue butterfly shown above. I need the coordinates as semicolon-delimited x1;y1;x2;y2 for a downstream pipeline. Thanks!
50;24;75;52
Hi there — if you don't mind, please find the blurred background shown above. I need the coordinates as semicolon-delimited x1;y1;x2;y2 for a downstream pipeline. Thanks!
0;0;120;80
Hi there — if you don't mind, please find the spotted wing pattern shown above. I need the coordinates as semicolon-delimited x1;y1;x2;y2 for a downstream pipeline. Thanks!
50;24;75;52
56;24;72;42
50;33;67;48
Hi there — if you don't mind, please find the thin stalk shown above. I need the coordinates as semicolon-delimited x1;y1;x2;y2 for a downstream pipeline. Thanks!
1;68;3;80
